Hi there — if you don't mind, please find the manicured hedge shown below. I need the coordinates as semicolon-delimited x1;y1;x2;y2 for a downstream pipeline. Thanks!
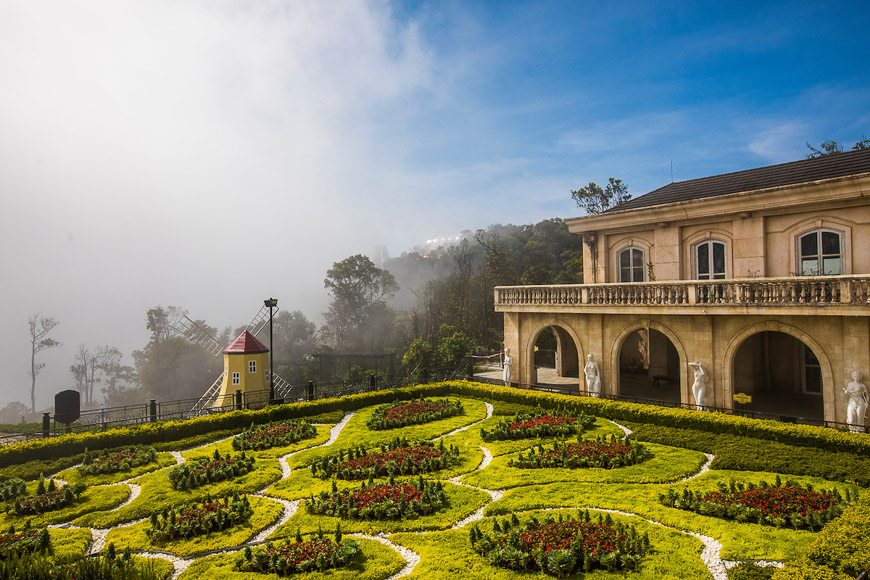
4;381;867;472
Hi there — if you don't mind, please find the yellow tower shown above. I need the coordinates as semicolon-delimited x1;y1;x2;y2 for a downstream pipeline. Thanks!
216;330;270;402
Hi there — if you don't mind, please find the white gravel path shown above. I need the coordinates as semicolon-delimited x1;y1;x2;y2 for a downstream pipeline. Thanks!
434;402;494;440
350;533;421;580
249;497;300;544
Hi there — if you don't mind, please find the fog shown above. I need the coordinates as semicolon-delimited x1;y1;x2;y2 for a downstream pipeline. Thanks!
2;1;866;412
0;1;573;411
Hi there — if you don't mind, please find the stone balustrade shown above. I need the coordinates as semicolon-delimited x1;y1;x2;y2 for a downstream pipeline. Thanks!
495;274;870;311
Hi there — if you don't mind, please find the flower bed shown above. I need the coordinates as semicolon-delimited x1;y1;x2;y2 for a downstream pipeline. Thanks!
366;398;463;430
509;435;647;469
168;450;255;491
78;445;157;477
659;477;848;530
5;479;87;516
0;479;26;502
147;492;253;542
470;512;649;576
481;409;595;441
0;524;50;559
232;420;317;451
307;476;448;520
310;437;461;480
236;526;359;575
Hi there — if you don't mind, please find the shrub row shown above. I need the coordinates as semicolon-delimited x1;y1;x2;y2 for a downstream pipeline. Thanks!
0;524;50;559
480;408;595;441
167;450;254;491
629;423;870;487
307;476;448;520
78;445;157;477
236;526;359;576
147;492;252;542
310;437;460;480
4;380;866;471
509;435;647;470
5;480;86;516
366;398;464;430
231;419;316;451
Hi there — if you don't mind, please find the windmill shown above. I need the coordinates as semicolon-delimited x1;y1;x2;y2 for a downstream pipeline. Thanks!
171;303;294;412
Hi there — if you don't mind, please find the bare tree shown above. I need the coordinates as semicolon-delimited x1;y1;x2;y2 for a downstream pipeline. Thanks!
28;314;60;414
70;345;121;406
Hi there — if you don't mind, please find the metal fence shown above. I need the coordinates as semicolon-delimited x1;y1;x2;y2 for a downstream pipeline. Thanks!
1;364;861;445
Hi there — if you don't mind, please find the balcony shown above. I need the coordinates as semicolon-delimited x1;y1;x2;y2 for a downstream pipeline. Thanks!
495;274;870;316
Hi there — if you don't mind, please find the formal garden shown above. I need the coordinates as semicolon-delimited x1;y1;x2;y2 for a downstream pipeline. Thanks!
0;380;868;579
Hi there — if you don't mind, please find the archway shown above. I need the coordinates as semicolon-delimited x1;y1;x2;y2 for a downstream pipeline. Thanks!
731;331;825;420
617;328;681;403
525;321;582;388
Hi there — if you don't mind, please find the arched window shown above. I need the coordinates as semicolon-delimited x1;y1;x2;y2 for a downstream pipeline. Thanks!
798;229;842;276
618;248;644;282
695;240;726;280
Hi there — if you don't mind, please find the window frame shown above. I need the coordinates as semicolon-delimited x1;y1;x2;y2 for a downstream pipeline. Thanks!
232;372;240;385
797;228;843;276
617;247;646;283
248;360;257;373
693;239;728;280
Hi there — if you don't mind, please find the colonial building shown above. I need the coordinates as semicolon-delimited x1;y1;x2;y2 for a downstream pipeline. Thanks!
496;148;870;426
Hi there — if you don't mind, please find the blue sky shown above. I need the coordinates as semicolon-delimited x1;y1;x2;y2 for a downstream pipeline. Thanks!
0;0;868;409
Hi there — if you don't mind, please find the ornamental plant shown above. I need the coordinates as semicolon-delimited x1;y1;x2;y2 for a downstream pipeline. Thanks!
236;524;360;575
6;478;87;516
147;492;253;542
366;398;463;430
307;475;448;520
0;479;26;502
470;511;649;576
0;523;50;559
78;445;157;476
167;449;255;491
231;419;317;451
480;409;595;441
509;435;647;470
658;476;848;531
310;437;461;480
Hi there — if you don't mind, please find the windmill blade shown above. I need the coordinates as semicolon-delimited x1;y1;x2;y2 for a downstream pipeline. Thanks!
172;315;223;356
191;372;226;413
245;304;279;337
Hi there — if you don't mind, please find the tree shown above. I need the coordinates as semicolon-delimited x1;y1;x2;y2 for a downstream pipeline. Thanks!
272;311;316;363
145;306;184;345
70;345;124;407
321;255;399;351
571;177;630;214
28;314;60;414
806;136;870;158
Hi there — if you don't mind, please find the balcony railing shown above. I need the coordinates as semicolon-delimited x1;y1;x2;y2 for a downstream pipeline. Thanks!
495;274;870;310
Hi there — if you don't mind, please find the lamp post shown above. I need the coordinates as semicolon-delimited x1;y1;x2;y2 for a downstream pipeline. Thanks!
264;297;278;403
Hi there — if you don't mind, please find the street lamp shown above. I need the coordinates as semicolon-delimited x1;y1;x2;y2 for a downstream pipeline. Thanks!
264;297;278;403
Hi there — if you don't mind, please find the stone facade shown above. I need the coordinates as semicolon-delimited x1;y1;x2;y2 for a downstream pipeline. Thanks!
496;149;870;426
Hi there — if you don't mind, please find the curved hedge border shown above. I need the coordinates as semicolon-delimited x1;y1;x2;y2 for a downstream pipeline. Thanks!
3;381;868;470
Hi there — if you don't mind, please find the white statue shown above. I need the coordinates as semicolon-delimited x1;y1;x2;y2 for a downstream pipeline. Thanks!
584;353;601;397
844;370;868;433
503;347;513;385
689;361;708;410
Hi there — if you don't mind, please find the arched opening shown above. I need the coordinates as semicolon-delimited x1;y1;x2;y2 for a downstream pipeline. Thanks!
731;331;824;420
531;325;580;387
618;328;680;403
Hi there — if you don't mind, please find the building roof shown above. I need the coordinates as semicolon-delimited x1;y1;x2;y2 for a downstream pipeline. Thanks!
606;148;870;213
224;330;269;354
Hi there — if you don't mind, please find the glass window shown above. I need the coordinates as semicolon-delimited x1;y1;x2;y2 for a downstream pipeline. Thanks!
799;230;841;275
696;241;726;280
803;346;822;394
618;248;645;282
248;360;257;373
232;372;240;385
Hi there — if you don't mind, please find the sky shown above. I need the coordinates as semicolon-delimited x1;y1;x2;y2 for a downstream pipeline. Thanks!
1;0;869;411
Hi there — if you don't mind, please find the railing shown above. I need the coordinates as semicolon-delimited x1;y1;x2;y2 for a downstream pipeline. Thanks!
495;274;870;309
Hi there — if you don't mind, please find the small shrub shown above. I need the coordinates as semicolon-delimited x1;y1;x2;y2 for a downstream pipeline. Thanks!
167;450;254;490
509;435;648;470
146;492;253;542
231;419;316;451
310;437;460;480
307;476;448;520
78;446;157;477
480;408;595;441
366;398;463;430
0;479;27;502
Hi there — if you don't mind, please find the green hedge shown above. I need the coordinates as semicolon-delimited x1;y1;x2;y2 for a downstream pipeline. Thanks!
629;423;870;487
3;381;866;471
772;494;870;580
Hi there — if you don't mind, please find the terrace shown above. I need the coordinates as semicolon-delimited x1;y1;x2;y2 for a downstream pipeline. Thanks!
495;274;870;316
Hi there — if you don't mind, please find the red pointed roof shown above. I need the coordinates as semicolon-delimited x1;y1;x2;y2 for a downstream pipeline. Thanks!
223;331;269;354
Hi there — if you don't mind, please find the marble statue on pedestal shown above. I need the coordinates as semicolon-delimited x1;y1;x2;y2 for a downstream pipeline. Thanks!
844;370;868;433
689;361;708;410
503;347;513;385
584;353;602;397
